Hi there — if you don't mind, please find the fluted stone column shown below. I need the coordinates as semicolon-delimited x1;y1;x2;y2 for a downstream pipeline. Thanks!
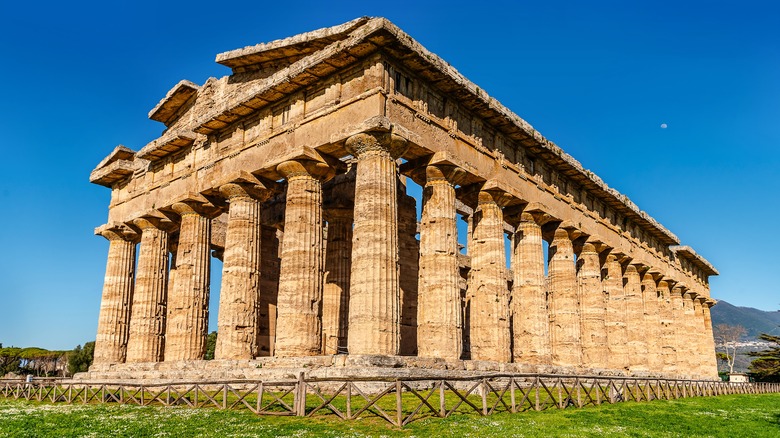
275;160;330;357
345;132;408;356
577;242;607;369
624;264;648;373
214;183;268;360
417;165;463;360
682;290;699;377
691;296;707;378
468;190;511;362
258;226;281;356
165;202;212;361
657;280;678;375
703;299;719;378
669;285;687;376
323;209;353;355
641;272;662;374
604;253;628;371
398;188;419;356
94;227;137;364
548;227;581;367
511;212;550;364
126;218;169;363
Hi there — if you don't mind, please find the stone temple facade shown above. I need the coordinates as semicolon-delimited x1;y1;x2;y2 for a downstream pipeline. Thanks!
89;17;719;380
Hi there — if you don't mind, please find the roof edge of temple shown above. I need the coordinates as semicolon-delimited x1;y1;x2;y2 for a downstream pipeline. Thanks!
90;144;136;187
670;245;719;276
148;80;200;126
215;16;373;70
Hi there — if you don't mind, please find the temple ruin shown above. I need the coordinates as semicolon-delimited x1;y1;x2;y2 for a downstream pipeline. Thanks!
87;17;719;381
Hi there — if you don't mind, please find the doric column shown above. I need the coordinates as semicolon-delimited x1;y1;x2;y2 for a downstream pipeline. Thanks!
703;299;719;379
548;226;581;367
258;225;281;356
322;209;353;355
165;201;213;361
467;189;511;362
214;182;269;360
604;253;628;372
577;241;607;369
345;131;409;356
417;165;463;360
624;263;648;373
274;159;330;357
93;225;137;365
657;280;678;375
641;272;662;375
682;290;698;378
511;212;550;364
669;285;687;376
398;187;420;356
692;296;706;378
126;217;170;363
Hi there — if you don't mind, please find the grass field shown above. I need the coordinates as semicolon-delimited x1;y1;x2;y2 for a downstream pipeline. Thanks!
1;393;778;437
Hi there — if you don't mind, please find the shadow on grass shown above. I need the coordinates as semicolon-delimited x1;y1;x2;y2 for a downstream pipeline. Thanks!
773;412;780;427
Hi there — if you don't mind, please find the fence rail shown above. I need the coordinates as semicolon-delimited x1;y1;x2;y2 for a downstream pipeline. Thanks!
2;374;778;427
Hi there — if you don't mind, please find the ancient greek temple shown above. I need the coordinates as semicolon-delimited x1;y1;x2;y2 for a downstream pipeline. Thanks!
89;17;719;380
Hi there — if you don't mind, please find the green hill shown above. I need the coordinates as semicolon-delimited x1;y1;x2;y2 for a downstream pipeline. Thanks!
710;300;780;339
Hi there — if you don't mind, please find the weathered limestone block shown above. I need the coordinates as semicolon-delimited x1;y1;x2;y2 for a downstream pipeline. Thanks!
657;280;677;375
214;183;269;360
93;226;137;365
165;202;212;361
624;264;648;373
323;209;352;355
576;242;607;369
641;272;662;374
398;187;419;356
417;165;463;360
126;218;170;363
548;227;581;367
346;131;408;356
511;212;550;364
604;253;628;371
467;190;511;362
258;225;281;356
275;160;330;357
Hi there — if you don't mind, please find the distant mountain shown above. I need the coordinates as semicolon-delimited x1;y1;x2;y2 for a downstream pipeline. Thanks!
710;300;780;339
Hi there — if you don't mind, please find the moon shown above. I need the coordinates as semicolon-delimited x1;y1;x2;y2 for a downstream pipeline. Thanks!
660;123;668;129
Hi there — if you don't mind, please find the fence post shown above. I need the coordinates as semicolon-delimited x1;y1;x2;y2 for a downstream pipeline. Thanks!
296;372;306;417
440;380;446;417
395;379;403;426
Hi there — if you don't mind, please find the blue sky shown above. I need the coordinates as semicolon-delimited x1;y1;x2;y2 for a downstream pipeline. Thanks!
1;1;778;350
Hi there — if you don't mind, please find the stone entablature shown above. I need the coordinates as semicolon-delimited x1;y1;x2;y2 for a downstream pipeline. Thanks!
90;17;719;380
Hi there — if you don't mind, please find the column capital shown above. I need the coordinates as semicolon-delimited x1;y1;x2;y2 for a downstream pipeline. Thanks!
416;163;468;186
130;214;176;232
705;299;717;308
218;181;273;202
170;199;220;219
276;159;334;181
95;223;138;242
345;131;409;159
695;295;708;304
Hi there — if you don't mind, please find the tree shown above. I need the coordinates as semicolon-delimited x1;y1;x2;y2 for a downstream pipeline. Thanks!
748;334;780;382
714;324;747;375
67;342;95;375
204;331;217;360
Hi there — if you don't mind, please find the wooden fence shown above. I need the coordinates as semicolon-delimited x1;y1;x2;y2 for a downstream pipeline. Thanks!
2;374;778;427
